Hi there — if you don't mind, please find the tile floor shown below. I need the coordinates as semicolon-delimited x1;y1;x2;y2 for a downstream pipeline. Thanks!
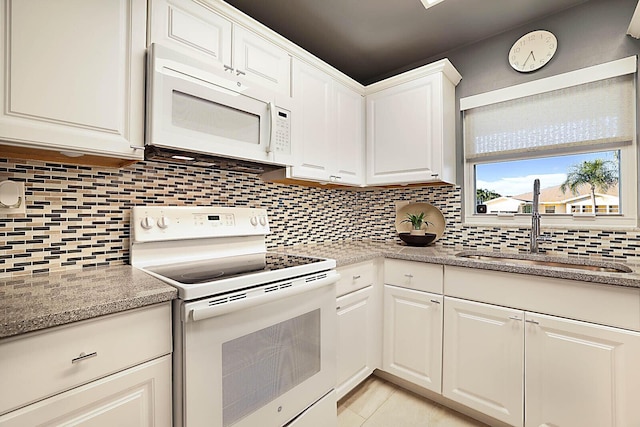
337;376;488;427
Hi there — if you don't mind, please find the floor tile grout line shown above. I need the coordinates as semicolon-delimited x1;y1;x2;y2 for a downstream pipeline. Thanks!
364;386;398;422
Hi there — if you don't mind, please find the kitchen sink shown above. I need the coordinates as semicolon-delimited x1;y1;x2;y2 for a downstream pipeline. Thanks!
456;251;632;273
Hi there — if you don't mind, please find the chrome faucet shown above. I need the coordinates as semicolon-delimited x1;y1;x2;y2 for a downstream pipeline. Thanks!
530;179;551;253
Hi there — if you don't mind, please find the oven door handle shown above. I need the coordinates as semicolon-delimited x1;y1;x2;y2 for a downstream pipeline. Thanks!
187;272;340;322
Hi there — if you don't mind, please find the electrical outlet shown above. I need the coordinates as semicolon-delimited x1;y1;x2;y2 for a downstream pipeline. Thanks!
0;180;26;215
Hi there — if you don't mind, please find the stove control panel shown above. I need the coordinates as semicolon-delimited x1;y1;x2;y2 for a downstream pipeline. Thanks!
131;206;269;242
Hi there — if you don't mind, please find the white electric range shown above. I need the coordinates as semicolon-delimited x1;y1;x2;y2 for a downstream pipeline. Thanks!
130;206;339;427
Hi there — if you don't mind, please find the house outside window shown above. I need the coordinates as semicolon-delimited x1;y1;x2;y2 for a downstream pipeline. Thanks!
461;56;638;228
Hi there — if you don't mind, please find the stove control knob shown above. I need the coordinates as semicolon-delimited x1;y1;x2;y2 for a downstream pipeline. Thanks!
259;216;267;226
250;216;258;226
157;216;170;229
140;216;155;230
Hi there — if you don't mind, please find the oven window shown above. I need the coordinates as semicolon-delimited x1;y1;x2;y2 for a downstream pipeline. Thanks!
221;310;321;427
172;90;260;145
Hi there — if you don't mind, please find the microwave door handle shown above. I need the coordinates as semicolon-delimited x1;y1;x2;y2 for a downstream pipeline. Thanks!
267;102;276;154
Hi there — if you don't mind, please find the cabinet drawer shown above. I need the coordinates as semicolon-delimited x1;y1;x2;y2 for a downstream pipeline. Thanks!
0;303;171;415
336;260;376;297
384;259;443;293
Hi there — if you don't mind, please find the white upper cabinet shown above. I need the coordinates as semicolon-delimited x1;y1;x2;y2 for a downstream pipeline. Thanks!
334;82;365;184
289;60;333;180
148;0;232;67
149;0;291;96
365;60;461;185
0;0;146;165
232;26;291;96
287;59;365;186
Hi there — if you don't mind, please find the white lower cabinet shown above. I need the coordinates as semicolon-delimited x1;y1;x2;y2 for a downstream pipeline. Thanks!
383;285;442;393
335;261;380;400
443;297;524;426
443;296;640;427
0;303;172;426
336;285;377;400
0;356;172;427
525;312;640;427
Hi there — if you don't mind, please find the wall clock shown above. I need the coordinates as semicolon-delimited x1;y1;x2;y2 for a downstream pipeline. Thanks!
509;30;557;73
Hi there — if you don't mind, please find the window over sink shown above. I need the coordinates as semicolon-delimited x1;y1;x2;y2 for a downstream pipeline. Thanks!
461;56;638;228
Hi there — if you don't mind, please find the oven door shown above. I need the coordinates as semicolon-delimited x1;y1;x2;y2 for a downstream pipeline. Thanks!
175;273;338;427
147;44;292;166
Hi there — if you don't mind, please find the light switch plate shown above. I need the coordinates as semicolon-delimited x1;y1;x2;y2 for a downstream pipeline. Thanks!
0;180;26;215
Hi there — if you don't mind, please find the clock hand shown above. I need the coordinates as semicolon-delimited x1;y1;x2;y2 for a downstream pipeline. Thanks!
531;51;536;61
523;51;534;67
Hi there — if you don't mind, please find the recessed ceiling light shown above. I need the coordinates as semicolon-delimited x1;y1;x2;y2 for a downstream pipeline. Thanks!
420;0;445;9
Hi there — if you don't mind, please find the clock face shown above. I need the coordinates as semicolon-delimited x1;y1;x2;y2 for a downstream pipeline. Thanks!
509;30;557;73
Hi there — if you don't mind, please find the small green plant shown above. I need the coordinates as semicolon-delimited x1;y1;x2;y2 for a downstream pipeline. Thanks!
401;212;432;230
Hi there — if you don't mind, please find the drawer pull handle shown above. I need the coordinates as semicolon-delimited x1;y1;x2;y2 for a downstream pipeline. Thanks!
509;316;522;321
404;274;413;278
430;299;441;304
72;351;98;364
336;306;341;310
525;319;540;325
352;275;361;280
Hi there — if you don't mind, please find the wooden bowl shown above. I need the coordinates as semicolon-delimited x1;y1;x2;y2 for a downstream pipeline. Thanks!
398;232;437;247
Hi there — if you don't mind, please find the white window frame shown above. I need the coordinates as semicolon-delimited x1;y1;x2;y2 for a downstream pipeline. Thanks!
461;56;638;229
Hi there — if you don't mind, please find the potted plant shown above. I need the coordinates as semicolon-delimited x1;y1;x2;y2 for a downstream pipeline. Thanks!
401;212;432;236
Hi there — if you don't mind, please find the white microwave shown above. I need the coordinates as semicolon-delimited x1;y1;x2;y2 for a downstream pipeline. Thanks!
146;44;293;168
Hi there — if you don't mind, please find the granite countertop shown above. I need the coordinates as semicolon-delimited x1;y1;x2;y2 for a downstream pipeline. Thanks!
277;240;640;289
0;266;177;339
4;240;640;340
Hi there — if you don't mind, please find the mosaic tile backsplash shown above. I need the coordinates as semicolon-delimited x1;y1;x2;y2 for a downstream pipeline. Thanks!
1;158;639;277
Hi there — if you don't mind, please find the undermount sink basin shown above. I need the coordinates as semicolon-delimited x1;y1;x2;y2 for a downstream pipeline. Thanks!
456;251;632;273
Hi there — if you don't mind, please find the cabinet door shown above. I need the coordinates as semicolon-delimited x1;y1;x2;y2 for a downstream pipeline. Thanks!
366;74;443;185
148;0;232;68
333;82;365;185
290;60;333;181
383;285;442;393
0;0;145;160
336;286;377;400
233;26;291;96
443;297;524;426
525;313;640;427
0;356;172;427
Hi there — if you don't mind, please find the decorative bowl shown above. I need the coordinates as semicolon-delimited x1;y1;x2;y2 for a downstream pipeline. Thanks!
398;232;437;247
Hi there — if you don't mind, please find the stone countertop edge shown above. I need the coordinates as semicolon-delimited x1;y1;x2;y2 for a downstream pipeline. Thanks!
0;265;177;339
276;240;640;290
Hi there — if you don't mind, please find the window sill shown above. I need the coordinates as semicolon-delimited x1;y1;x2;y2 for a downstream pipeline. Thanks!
463;214;639;231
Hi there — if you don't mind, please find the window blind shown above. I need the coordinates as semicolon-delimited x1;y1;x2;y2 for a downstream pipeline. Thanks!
464;74;635;162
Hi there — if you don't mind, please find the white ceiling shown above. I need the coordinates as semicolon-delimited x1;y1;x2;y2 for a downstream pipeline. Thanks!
223;0;589;84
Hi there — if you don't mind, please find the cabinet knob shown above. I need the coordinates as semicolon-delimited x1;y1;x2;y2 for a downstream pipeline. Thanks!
223;64;234;72
236;69;246;76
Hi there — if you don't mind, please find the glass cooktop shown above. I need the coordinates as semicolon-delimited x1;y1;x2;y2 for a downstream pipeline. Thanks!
145;252;324;285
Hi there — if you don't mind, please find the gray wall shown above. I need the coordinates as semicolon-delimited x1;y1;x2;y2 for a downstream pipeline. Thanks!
384;0;640;185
